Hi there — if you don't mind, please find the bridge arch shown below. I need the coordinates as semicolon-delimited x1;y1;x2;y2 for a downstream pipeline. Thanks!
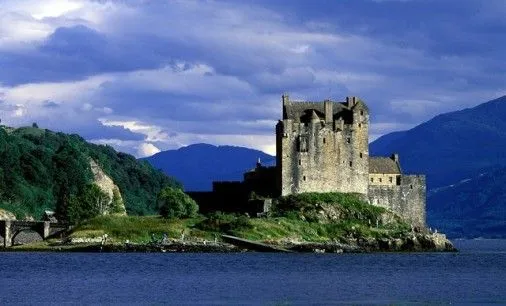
11;228;45;246
1;220;69;248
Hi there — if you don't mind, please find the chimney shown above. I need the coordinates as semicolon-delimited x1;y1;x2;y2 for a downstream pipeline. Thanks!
324;99;333;124
391;153;399;163
346;96;357;108
282;94;289;105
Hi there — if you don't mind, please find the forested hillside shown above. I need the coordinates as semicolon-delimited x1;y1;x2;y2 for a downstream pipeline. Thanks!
0;125;180;221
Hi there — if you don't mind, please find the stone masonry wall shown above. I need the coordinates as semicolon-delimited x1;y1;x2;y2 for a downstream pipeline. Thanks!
368;175;426;227
278;99;369;196
369;174;400;186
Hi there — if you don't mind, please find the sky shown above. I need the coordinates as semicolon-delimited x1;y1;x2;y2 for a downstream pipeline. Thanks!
1;0;505;157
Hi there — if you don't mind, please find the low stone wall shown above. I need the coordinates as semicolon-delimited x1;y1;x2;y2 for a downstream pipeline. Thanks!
368;175;426;227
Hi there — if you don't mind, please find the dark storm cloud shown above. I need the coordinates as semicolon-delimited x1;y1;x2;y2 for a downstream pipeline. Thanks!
1;0;505;155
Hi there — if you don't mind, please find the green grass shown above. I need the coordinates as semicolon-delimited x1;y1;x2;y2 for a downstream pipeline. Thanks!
70;215;213;243
66;192;412;245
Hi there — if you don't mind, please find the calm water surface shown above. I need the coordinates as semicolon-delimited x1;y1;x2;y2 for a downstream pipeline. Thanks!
0;239;505;305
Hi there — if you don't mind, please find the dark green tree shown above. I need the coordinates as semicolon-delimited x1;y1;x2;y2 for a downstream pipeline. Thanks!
158;187;198;219
67;184;110;223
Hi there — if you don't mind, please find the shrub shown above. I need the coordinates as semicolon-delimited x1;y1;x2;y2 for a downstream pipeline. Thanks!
196;212;252;233
66;184;110;223
158;187;199;219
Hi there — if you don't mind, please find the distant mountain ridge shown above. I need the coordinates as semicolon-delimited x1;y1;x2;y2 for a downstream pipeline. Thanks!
371;95;506;189
144;143;275;191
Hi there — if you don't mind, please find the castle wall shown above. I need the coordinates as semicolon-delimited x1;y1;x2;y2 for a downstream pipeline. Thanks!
369;174;400;186
277;100;369;196
368;175;426;227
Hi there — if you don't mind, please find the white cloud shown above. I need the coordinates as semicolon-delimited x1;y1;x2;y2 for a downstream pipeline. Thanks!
138;142;161;158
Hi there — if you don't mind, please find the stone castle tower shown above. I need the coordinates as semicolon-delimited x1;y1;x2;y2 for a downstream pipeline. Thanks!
192;94;427;227
275;94;426;226
276;94;369;196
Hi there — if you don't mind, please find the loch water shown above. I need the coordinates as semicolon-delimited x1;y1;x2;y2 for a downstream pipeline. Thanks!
0;239;505;305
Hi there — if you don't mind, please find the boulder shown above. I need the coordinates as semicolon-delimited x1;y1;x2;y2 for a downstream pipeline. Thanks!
0;209;16;220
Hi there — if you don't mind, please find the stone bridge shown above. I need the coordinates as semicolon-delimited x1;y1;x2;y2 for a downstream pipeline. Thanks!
0;220;70;248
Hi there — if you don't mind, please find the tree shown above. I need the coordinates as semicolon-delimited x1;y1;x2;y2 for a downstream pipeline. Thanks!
66;184;110;223
158;187;198;219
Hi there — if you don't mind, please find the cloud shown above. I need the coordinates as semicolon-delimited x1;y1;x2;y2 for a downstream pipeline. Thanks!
137;142;161;158
0;0;505;156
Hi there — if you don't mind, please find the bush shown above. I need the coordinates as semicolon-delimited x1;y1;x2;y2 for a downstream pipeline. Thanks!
273;192;387;224
158;187;199;219
196;212;252;233
66;184;110;223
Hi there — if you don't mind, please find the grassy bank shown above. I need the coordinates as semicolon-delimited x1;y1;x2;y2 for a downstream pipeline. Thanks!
61;192;411;245
6;192;418;251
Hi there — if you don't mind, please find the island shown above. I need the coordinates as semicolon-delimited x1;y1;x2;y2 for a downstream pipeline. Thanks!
0;95;456;253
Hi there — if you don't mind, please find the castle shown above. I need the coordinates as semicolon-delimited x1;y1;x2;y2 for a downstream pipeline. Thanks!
190;95;426;227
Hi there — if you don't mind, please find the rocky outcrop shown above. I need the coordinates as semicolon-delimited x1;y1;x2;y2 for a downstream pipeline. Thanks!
0;209;16;220
281;232;457;253
89;159;127;215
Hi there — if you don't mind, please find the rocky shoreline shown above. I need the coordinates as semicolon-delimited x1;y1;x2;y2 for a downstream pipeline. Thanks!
283;233;457;253
3;232;456;253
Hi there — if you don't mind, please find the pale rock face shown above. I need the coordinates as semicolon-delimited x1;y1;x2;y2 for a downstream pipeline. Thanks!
89;159;127;215
0;209;16;220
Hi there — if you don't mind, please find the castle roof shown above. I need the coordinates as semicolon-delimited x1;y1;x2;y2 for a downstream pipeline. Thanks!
283;101;347;120
369;157;401;174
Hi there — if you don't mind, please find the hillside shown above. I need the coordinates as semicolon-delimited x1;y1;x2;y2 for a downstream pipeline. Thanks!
428;167;506;238
144;143;275;191
370;95;506;189
370;95;506;238
0;125;179;220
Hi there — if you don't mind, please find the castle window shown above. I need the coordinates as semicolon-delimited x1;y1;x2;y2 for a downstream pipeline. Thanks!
358;124;362;128
349;161;352;167
303;176;306;181
360;110;364;116
298;159;301;166
410;184;413;189
379;178;382;183
323;138;326;144
370;178;374;183
360;152;363;158
389;177;393;183
297;135;308;152
347;137;351;144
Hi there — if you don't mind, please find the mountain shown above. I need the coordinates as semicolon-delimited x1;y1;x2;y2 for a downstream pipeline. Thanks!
371;95;506;190
144;143;275;191
370;95;506;237
427;167;506;238
0;125;179;220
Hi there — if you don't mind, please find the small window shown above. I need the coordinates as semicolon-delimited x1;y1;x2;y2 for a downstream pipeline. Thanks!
349;161;352;167
358;123;362;128
298;135;308;152
347;137;351;144
360;152;363;158
389;177;393;183
370;178;374;183
298;159;301;166
360;110;364;116
410;184;413;189
303;176;306;181
323;138;326;144
379;178;382;183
